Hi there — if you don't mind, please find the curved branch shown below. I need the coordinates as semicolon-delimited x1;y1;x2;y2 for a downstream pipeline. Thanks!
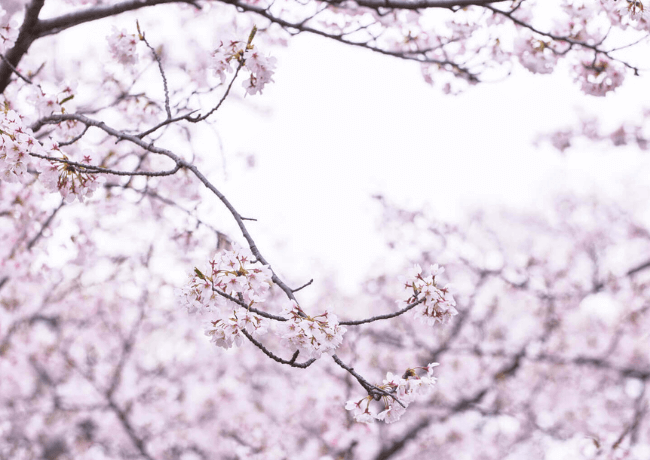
240;329;316;368
29;152;182;177
340;296;425;326
342;0;507;10
35;0;198;38
219;0;480;81
213;288;288;322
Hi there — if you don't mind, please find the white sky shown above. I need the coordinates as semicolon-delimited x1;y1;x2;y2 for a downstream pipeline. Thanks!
209;32;650;294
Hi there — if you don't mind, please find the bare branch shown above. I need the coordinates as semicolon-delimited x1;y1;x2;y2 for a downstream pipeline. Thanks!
340;296;425;326
292;279;313;293
140;30;172;120
0;0;44;92
212;288;288;322
240;329;316;368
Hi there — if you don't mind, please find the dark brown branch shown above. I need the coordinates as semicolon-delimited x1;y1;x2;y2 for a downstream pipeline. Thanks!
374;418;430;460
340;296;425;326
29;151;181;177
240;329;316;368
627;259;650;277
219;0;480;81
212;288;288;322
35;0;198;38
331;354;405;406
27;201;64;251
0;53;34;84
346;0;508;10
0;0;44;92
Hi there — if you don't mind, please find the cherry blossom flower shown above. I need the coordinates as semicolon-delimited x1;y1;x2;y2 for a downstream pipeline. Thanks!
0;7;19;54
276;300;346;359
513;33;559;75
242;51;276;96
178;244;274;319
573;53;625;96
203;310;269;349
107;27;139;66
346;364;439;423
398;263;458;326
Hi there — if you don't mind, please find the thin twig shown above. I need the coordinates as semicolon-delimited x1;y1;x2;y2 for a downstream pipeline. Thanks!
187;61;244;123
139;29;172;119
292;279;313;293
0;53;34;84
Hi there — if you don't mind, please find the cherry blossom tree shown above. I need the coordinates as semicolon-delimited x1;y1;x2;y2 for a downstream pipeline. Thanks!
1;0;649;459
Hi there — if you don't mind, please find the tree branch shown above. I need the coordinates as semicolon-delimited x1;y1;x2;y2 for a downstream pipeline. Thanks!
0;0;44;92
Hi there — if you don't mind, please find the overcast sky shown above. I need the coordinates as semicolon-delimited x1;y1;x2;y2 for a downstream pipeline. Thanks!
204;31;650;294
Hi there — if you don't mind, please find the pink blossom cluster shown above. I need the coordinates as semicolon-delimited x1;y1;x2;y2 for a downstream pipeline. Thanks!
36;144;103;203
178;244;275;347
0;7;18;54
1;108;101;202
178;246;348;357
275;300;347;359
27;81;78;118
178;244;273;314
346;363;439;423
241;50;277;96
573;54;625;97
398;264;457;326
513;33;559;75
210;37;276;95
106;26;139;66
204;309;269;349
1;109;36;183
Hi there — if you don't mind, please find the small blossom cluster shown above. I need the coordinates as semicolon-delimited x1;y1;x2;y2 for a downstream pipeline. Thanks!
0;7;18;54
37;144;103;203
107;27;139;66
210;36;276;95
241;50;277;96
398;264;457;326
1;108;101;202
513;34;559;75
204;309;269;349
179;244;273;314
573;54;625;97
275;300;347;359
28;82;78;118
179;245;348;356
616;0;645;19
1;109;37;183
178;244;276;349
346;363;439;423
